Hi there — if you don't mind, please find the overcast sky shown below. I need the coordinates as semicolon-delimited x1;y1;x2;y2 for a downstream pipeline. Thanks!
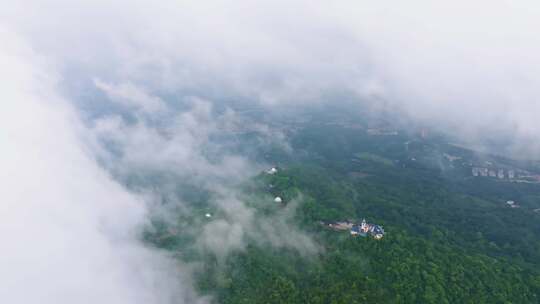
2;1;540;303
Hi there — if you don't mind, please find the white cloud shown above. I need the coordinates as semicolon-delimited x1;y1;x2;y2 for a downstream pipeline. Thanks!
94;79;166;113
5;0;538;153
0;28;204;304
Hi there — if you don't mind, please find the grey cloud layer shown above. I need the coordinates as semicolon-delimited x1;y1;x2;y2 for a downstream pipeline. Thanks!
2;1;540;303
90;84;317;258
5;0;539;151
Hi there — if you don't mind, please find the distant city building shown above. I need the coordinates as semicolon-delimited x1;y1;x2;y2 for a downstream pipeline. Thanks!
480;168;489;177
471;167;527;181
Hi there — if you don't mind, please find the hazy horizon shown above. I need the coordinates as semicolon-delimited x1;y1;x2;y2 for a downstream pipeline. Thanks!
2;1;540;303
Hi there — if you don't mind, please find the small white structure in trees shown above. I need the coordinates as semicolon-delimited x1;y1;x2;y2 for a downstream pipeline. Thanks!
267;167;278;175
506;200;519;208
205;213;212;218
274;196;283;203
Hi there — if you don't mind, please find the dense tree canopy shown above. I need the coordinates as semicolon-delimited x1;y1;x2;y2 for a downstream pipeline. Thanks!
149;121;540;303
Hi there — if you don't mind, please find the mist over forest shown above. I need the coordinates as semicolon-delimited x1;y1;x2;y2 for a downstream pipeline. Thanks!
2;1;540;303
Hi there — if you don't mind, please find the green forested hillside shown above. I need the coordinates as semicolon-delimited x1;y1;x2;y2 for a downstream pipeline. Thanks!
214;164;539;304
149;122;540;303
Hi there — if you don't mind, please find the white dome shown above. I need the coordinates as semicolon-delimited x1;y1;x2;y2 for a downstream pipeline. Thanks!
274;196;282;203
205;213;212;218
267;167;277;174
